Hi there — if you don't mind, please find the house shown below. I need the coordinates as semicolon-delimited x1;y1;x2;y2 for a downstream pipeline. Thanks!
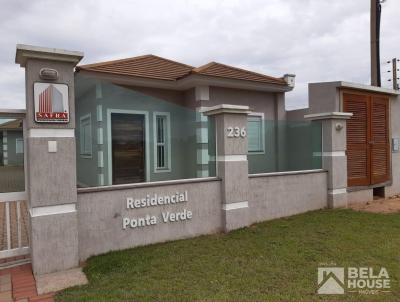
74;55;307;187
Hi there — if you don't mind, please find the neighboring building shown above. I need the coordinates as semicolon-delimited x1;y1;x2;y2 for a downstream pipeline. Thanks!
0;119;24;166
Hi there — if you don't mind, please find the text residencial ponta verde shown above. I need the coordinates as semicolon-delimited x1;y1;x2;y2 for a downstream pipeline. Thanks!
123;191;192;229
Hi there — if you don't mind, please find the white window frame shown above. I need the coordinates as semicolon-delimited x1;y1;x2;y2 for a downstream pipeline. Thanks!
247;112;265;154
153;112;171;173
80;114;92;158
15;138;24;154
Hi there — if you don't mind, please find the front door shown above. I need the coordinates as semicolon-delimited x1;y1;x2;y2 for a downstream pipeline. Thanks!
343;92;390;187
111;113;145;185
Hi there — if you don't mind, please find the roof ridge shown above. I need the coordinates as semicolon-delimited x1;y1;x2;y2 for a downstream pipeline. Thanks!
194;61;284;82
192;62;218;73
149;54;194;69
77;54;194;71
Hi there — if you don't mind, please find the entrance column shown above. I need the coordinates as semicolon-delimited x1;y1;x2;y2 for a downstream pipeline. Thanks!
203;105;251;232
15;45;83;276
305;112;353;208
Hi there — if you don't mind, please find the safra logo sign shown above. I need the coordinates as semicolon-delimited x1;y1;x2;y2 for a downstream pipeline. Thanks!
34;83;69;123
317;266;391;295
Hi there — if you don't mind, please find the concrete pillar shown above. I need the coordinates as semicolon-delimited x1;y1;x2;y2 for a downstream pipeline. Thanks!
15;45;83;275
203;105;251;232
305;112;353;208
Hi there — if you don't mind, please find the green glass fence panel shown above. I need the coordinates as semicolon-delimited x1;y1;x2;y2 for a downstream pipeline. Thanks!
248;120;322;174
75;75;217;188
0;118;25;193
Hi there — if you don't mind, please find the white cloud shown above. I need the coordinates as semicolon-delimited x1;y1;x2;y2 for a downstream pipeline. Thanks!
0;0;398;109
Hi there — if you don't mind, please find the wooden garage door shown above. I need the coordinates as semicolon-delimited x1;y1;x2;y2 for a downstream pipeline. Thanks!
371;97;390;184
343;92;390;187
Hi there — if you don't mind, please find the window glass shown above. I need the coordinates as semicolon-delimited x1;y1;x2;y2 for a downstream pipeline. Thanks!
248;116;263;152
156;114;168;170
16;138;24;154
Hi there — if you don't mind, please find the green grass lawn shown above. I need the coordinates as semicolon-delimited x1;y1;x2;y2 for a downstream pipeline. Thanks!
56;209;400;302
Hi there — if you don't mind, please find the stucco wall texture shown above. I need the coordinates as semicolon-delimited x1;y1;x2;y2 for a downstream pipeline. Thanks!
385;94;400;197
77;179;223;260
77;170;328;261
249;170;328;222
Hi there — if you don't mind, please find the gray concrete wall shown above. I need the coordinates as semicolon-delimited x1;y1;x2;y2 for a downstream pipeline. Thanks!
77;179;222;260
77;170;329;260
286;108;309;121
28;137;77;207
385;95;400;196
31;212;79;275
308;82;340;114
347;189;373;204
248;170;328;222
208;87;276;119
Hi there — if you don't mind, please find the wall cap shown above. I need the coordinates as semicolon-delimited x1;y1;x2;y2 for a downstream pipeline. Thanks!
77;177;221;194
249;169;326;178
16;44;84;67
304;112;353;121
310;81;400;96
201;104;252;116
0;108;26;118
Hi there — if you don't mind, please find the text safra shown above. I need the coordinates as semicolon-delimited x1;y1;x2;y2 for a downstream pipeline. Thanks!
123;209;193;229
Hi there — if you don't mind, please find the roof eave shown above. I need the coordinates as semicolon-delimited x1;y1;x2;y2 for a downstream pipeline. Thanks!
177;74;292;92
76;70;292;93
76;70;181;90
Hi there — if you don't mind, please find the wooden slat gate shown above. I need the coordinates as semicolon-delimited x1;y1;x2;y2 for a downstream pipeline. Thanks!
0;111;30;265
0;199;30;261
343;91;390;187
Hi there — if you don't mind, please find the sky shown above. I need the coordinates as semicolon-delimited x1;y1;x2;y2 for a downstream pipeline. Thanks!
0;0;398;110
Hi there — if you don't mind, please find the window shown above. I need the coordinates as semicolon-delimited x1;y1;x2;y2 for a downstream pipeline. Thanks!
80;114;92;157
247;115;264;153
16;138;24;154
154;113;170;172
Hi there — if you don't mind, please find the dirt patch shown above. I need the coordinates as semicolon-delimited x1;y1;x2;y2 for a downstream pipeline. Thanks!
349;195;400;214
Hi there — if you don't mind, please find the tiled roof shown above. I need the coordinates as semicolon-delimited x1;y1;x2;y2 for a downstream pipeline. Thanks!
76;55;194;81
77;55;287;86
0;119;22;129
192;62;286;85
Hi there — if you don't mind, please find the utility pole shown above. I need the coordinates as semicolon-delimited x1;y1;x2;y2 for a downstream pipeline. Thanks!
371;0;383;87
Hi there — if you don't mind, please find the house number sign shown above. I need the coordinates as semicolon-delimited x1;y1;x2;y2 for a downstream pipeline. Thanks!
227;127;247;138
